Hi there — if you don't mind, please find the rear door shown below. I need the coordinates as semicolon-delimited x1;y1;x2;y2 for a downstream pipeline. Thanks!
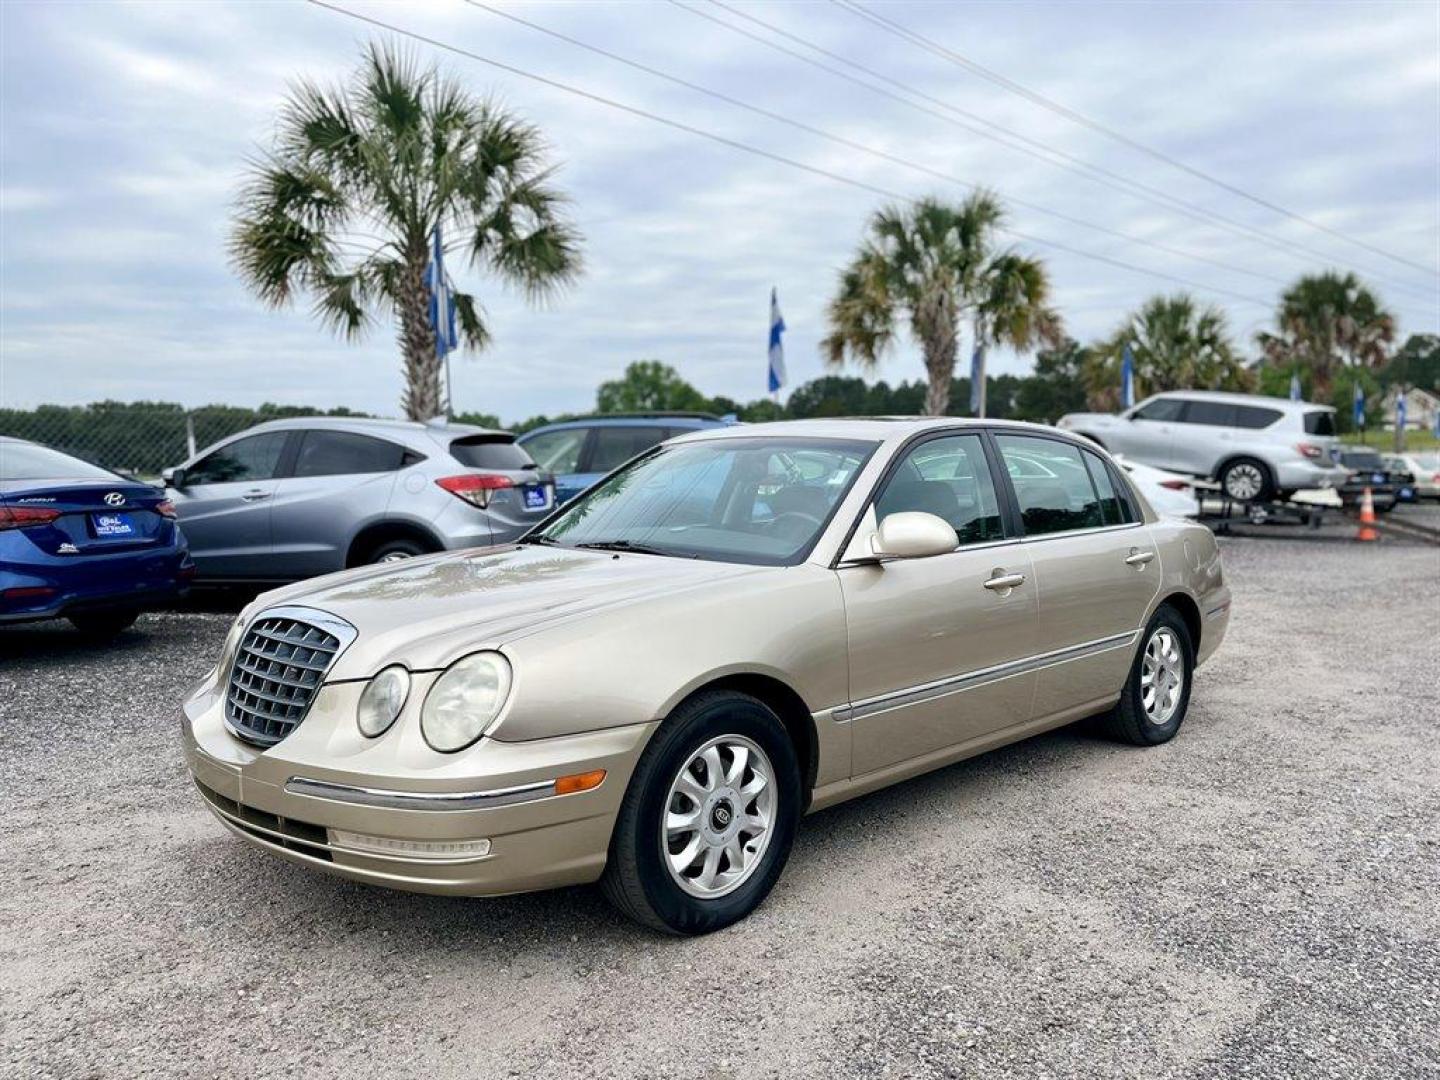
841;431;1039;776
994;433;1159;722
169;431;291;577
268;430;410;578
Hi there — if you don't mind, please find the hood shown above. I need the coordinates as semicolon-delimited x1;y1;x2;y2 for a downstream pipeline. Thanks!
244;543;762;680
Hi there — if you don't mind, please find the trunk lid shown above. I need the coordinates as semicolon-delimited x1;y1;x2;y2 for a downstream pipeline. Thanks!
0;478;173;556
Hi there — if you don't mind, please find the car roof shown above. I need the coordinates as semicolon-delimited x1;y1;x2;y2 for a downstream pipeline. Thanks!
664;416;1082;444
1147;389;1334;413
520;414;728;434
246;415;505;436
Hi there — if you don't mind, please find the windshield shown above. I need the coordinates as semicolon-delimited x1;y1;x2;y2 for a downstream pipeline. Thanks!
0;440;116;482
532;437;876;565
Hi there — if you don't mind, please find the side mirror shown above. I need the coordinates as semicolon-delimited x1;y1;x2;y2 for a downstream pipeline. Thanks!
870;512;958;559
163;466;185;489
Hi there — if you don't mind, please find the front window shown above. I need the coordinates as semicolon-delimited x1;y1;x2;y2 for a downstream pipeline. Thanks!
187;432;288;485
1131;398;1186;422
532;437;875;565
520;428;586;474
873;434;1003;547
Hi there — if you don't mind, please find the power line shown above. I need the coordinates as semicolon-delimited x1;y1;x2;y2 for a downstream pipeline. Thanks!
685;0;1438;307
833;0;1439;279
303;0;1276;310
463;0;1289;289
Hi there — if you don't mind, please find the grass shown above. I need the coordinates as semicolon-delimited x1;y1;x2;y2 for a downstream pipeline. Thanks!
1340;429;1439;453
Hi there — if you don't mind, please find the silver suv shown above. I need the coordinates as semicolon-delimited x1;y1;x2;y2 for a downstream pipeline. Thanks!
1057;390;1347;503
164;417;553;581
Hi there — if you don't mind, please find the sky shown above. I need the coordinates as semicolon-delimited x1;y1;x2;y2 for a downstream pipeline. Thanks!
1;0;1437;425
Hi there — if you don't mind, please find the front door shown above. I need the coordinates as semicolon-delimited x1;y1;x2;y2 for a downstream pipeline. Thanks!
1119;397;1187;470
170;431;291;578
841;432;1039;776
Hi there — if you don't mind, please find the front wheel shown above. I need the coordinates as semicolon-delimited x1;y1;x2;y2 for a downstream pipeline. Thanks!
601;690;801;935
1103;606;1195;746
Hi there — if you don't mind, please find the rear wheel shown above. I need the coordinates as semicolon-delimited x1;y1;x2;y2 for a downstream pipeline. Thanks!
68;609;140;640
602;690;801;935
365;537;430;564
1218;457;1273;503
1103;606;1195;746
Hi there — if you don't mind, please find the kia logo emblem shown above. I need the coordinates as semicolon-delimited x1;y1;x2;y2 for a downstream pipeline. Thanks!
104;492;126;507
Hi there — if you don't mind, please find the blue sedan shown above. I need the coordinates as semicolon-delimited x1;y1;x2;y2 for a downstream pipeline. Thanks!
1;437;194;637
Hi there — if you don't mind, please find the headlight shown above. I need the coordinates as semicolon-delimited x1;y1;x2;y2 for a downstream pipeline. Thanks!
420;651;512;752
357;665;411;738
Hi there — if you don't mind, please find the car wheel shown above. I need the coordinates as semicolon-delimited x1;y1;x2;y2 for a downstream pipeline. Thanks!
1219;457;1273;503
602;689;801;935
68;609;140;640
1103;606;1195;747
366;537;429;564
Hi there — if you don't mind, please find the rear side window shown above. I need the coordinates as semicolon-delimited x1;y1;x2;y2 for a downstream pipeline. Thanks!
1303;411;1336;436
520;428;587;473
1232;405;1282;429
589;426;667;472
1132;398;1187;422
996;435;1104;535
292;431;406;477
449;436;534;470
188;432;288;485
1082;450;1132;525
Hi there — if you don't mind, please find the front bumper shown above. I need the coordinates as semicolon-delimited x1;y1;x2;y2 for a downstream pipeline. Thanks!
182;673;654;896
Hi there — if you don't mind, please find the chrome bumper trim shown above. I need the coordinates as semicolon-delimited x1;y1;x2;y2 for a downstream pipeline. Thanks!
283;775;557;812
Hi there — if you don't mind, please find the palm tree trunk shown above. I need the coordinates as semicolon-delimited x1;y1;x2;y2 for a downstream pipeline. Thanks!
398;255;444;421
918;295;958;416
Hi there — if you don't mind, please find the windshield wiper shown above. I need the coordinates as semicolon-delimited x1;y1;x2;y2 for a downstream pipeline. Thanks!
574;539;690;558
520;534;561;546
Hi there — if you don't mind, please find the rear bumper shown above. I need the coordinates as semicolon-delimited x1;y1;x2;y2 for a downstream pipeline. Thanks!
0;541;193;623
1273;460;1348;491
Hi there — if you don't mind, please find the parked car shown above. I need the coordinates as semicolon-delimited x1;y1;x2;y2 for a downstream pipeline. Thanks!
1057;390;1347;504
1380;454;1419;502
165;417;554;582
182;418;1230;934
517;413;732;504
1336;447;1400;513
1384;451;1440;500
1;437;192;637
1113;456;1202;519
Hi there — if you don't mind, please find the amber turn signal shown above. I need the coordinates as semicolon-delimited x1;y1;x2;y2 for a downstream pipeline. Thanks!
554;769;606;796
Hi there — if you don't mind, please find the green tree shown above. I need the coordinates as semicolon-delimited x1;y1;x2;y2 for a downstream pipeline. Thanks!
1254;272;1395;399
822;193;1062;416
230;43;582;421
1013;338;1090;422
1382;333;1440;392
596;361;710;414
1086;293;1250;407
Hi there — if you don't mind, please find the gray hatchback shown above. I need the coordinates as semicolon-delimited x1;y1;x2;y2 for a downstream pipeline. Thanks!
164;417;553;581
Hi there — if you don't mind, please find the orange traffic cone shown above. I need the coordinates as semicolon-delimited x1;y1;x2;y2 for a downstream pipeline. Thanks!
1355;487;1379;542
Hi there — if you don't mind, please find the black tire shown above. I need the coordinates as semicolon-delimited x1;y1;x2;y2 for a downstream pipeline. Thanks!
601;690;801;935
67;609;140;640
1103;606;1195;746
1218;457;1274;503
365;537;430;564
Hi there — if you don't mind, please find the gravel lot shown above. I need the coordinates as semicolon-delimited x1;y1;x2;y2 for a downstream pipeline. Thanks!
3;523;1437;1079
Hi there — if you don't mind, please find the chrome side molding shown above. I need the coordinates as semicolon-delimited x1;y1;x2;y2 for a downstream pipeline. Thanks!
284;775;556;812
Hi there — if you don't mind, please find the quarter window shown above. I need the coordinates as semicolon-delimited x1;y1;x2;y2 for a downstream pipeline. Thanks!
996;434;1104;536
873;434;1003;547
292;431;405;477
187;432;288;485
1232;405;1282;429
1182;401;1236;427
1303;410;1336;436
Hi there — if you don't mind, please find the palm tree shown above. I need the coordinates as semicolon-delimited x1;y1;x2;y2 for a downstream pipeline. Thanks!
1255;272;1395;398
1084;293;1249;407
822;194;1062;416
231;44;582;420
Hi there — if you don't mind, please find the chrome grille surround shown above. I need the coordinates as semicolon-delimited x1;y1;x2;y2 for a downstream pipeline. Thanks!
223;606;357;747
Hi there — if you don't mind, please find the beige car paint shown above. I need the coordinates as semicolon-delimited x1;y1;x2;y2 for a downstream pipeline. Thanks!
182;418;1231;898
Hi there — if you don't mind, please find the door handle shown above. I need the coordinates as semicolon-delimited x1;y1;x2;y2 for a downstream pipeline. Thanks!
241;490;271;502
983;572;1026;591
1125;549;1155;567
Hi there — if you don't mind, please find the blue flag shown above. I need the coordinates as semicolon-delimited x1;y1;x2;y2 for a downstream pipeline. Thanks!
969;343;984;414
427;225;458;359
1120;344;1135;409
767;288;786;394
1289;371;1302;401
1353;381;1366;428
1433;405;1440;440
1396;391;1407;430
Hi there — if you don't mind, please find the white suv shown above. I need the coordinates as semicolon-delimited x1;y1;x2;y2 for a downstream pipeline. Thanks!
1057;390;1348;503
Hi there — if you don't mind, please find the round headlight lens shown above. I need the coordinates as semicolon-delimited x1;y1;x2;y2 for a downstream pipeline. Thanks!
357;665;411;738
420;651;512;752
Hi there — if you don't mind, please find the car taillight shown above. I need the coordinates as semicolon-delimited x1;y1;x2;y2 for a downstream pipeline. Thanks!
1159;479;1191;491
0;506;62;531
435;474;514;509
1295;443;1324;459
154;500;177;519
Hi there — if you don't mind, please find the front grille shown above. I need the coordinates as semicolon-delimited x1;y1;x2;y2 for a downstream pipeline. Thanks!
225;615;342;746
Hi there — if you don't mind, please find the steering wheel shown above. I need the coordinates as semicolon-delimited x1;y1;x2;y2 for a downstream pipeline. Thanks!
767;510;823;541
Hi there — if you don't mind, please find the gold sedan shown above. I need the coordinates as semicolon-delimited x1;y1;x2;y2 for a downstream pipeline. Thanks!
182;419;1230;934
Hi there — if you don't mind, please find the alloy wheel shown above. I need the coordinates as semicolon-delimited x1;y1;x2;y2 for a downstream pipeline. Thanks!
1141;626;1185;725
1224;462;1264;501
662;735;776;898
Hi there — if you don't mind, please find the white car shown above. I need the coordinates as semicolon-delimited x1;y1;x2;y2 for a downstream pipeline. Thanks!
1115;457;1202;519
1385;452;1440;500
1058;391;1348;503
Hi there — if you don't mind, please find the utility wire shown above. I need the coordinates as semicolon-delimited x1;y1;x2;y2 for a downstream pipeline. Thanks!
302;0;1275;309
833;0;1439;279
687;0;1437;306
464;0;1288;288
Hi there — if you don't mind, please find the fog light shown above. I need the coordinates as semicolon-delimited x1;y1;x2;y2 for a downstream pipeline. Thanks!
328;830;492;861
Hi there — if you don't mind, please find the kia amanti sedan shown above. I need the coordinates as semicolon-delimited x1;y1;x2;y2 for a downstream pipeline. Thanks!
182;419;1230;934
